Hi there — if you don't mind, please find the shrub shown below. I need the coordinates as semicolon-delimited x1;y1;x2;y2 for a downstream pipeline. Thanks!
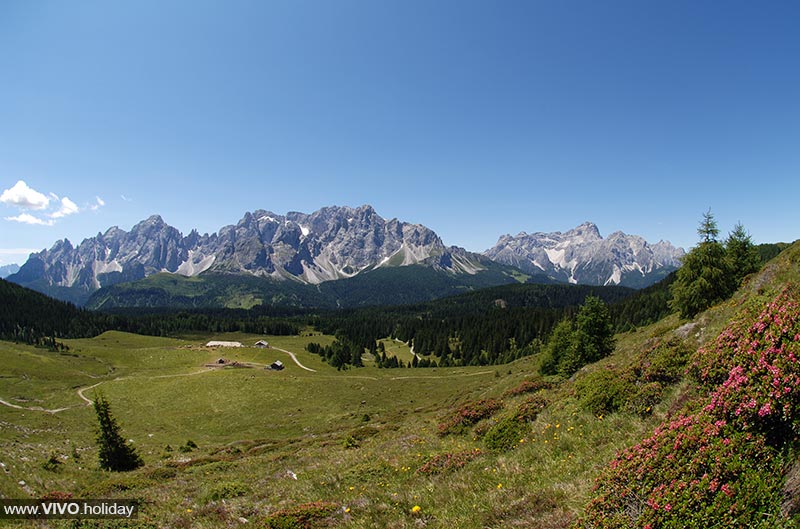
484;416;528;452
513;394;549;422
640;338;692;384
581;287;800;527
143;466;178;480
42;453;63;472
584;412;783;528
203;481;249;502
348;426;379;441
343;436;359;449
504;377;552;397
575;369;635;415
259;501;339;529
438;399;503;436
626;381;664;417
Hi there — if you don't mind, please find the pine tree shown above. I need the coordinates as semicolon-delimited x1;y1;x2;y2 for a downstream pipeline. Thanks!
671;210;734;319
574;295;615;364
540;317;576;376
93;393;143;472
698;208;720;243
725;222;760;287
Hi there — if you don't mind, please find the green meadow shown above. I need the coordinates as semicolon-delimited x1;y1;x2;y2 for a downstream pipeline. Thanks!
0;322;680;528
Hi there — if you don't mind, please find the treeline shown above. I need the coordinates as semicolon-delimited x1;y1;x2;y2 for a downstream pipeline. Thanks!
671;214;766;318
307;282;672;369
0;279;300;346
305;340;364;370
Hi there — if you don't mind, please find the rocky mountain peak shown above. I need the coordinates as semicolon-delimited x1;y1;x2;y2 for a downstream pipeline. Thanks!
567;222;602;241
485;222;684;288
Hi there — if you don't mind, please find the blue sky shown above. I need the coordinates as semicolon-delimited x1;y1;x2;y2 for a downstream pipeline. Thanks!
1;0;799;266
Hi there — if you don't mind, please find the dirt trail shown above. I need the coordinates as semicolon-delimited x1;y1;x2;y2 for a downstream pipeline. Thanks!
0;397;72;414
271;347;317;372
389;370;495;381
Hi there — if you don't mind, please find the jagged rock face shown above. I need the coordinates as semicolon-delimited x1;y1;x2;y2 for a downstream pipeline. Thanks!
205;205;453;283
8;205;476;296
484;222;684;287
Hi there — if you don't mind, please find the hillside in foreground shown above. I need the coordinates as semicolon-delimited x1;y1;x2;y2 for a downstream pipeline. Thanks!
0;243;799;527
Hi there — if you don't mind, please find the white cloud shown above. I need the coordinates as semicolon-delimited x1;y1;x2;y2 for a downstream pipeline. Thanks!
50;196;79;219
0;180;50;210
2;180;110;226
90;196;105;211
5;213;55;226
120;194;132;202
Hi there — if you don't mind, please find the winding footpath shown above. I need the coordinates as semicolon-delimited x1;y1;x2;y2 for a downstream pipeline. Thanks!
271;346;317;372
0;397;72;414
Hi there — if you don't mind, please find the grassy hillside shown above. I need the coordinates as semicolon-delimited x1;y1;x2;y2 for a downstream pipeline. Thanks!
1;329;660;528
1;243;799;527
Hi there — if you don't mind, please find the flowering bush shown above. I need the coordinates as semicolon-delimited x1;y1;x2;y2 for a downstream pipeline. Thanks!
437;399;503;436
504;377;552;397
581;287;800;528
513;394;549;422
694;289;800;433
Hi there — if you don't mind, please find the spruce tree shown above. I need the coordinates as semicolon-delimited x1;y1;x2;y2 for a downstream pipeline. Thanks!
725;222;760;287
670;210;734;319
539;317;576;376
93;393;143;472
574;295;615;364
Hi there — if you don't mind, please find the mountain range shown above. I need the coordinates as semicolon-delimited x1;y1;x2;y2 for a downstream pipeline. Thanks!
7;205;684;307
485;222;684;288
0;264;19;279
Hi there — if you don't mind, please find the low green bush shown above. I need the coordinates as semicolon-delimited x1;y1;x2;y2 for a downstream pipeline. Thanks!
202;481;249;502
575;369;635;415
483;416;528;452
